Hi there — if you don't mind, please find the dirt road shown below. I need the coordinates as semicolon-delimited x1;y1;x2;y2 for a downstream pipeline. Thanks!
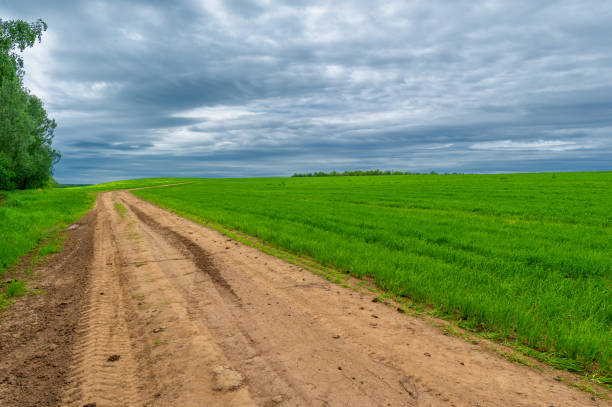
1;191;607;406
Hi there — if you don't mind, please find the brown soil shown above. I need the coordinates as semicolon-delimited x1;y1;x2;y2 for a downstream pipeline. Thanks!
1;190;609;406
0;211;95;406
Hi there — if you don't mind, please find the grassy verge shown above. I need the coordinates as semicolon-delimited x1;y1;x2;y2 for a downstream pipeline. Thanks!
0;188;95;274
132;172;612;381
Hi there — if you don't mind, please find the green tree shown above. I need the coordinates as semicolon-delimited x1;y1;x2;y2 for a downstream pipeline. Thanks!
0;18;59;190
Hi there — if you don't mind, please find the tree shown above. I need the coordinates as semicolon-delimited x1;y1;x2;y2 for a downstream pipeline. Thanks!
0;18;59;190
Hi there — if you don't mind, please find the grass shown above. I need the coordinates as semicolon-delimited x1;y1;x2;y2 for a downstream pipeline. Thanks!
131;172;612;378
4;280;26;298
0;187;96;274
114;202;127;218
36;235;66;259
572;381;610;399
0;280;27;309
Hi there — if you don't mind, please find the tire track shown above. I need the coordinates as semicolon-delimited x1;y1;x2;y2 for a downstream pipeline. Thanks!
92;192;256;406
119;194;424;406
120;197;304;406
62;197;147;407
127;203;240;302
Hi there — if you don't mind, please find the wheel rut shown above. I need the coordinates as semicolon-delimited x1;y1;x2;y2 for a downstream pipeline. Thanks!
62;198;148;407
127;203;240;302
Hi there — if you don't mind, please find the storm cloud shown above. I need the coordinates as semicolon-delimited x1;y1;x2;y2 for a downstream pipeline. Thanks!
2;0;611;183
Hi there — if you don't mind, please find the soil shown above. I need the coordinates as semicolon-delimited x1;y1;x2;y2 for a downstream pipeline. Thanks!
0;211;95;406
0;190;609;406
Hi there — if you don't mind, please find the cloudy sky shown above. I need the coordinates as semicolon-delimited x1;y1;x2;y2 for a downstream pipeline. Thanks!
2;1;611;183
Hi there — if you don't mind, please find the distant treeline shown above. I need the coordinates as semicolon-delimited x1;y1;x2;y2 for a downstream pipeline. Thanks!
1;19;58;190
292;170;461;177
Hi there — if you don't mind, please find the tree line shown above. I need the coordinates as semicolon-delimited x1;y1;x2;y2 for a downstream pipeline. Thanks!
292;170;462;177
1;18;59;190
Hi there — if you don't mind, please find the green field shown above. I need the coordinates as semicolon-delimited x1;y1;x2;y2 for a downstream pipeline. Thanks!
132;172;612;377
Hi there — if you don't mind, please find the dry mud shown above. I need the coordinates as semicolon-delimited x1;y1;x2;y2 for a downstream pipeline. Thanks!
1;190;608;406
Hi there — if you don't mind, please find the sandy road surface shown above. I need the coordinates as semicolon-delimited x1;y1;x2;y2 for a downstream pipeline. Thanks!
1;190;607;406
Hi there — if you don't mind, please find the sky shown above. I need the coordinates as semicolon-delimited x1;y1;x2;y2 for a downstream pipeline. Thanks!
1;0;611;183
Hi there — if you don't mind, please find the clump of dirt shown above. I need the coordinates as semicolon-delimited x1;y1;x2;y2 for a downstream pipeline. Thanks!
0;210;95;406
212;366;245;392
107;354;121;362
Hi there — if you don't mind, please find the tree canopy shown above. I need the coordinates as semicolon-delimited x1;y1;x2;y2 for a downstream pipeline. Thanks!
1;18;59;190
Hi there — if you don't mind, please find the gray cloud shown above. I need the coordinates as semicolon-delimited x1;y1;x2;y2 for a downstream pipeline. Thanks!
1;0;611;183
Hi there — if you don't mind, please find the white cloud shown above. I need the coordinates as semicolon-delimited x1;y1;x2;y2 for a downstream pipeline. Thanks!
173;106;257;121
470;139;584;151
120;28;144;41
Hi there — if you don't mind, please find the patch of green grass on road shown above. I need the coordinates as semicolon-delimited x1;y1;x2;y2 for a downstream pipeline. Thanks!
132;172;612;378
114;202;127;218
